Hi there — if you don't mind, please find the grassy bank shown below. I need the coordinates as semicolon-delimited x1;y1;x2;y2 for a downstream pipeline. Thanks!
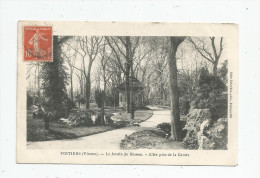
120;129;185;150
27;107;153;142
27;118;115;141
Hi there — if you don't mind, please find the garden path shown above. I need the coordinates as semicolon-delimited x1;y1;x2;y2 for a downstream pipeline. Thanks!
27;106;171;149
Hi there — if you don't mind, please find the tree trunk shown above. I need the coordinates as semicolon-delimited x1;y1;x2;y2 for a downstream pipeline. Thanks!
213;61;218;75
85;74;91;109
127;37;135;119
125;37;131;113
101;77;106;125
160;74;164;105
168;37;185;141
130;63;135;119
70;72;74;101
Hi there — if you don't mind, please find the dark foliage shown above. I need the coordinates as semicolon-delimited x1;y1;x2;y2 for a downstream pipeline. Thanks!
94;89;104;108
218;60;228;85
137;106;151;110
203;118;228;150
157;123;171;136
41;36;74;120
179;96;190;115
80;97;86;104
94;112;103;125
105;94;115;107
105;115;114;125
67;109;93;127
157;122;187;139
192;67;227;120
183;130;199;149
27;91;34;109
94;112;114;125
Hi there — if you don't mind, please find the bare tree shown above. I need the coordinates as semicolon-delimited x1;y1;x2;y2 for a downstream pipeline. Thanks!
62;42;76;101
105;54;123;109
106;36;140;116
99;40;113;124
168;36;185;141
187;37;223;75
152;38;169;105
66;36;103;109
26;62;43;104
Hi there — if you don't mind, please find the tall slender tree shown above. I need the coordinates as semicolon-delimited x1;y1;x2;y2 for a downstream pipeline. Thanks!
106;36;140;115
62;42;76;101
66;36;103;109
41;36;71;129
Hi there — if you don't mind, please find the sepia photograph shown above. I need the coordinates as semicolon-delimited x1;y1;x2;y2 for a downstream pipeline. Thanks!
26;35;228;151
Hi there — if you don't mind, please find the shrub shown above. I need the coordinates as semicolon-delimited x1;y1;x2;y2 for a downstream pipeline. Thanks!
105;114;114;125
65;97;76;116
94;112;103;125
27;92;34;109
183;130;199;149
192;68;227;121
80;97;86;104
202;118;228;150
157;122;187;139
113;120;130;128
157;123;171;136
209;93;227;120
105;94;114;107
93;112;114;125
179;96;190;115
95;89;104;108
67;109;94;127
30;105;44;119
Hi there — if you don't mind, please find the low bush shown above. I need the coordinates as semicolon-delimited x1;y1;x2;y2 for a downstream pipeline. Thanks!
202;118;228;150
183;130;199;149
157;122;187;139
27;92;34;109
94;113;103;125
94;112;114;125
67;109;94;127
157;123;171;136
30;105;45;119
191;67;227;121
113;120;130;128
179;96;190;115
95;89;104;108
105;114;114;125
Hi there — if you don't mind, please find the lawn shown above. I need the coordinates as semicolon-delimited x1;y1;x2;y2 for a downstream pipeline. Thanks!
27;106;153;142
27;118;115;141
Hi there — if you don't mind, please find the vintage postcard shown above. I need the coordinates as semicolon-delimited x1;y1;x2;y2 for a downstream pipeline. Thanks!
17;21;238;165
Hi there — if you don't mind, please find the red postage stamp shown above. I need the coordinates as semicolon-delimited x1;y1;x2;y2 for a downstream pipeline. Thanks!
23;26;52;61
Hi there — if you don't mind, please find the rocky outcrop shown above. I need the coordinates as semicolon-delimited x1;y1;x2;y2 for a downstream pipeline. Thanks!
183;109;227;150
